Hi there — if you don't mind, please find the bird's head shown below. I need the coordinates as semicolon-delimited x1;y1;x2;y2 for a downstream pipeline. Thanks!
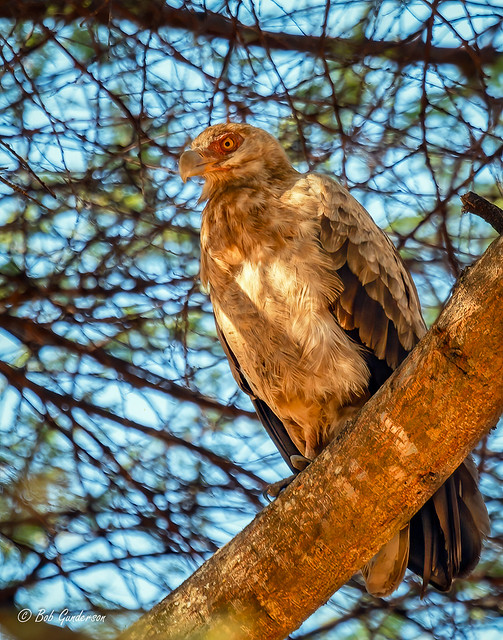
179;123;296;194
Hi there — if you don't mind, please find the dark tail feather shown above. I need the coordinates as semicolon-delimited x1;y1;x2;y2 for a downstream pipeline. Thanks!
418;500;434;595
408;457;490;593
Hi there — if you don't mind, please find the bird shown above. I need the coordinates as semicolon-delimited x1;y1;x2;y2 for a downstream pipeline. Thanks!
179;122;490;597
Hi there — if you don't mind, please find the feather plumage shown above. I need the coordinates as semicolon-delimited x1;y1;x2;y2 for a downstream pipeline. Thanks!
180;123;489;597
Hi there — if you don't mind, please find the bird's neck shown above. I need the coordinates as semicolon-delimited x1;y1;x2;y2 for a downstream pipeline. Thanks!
199;174;299;288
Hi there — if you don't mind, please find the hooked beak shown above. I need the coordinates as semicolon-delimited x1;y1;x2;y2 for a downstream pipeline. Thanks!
179;149;214;183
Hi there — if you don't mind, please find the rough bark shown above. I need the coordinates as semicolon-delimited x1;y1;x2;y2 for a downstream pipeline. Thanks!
1;2;500;74
120;235;503;640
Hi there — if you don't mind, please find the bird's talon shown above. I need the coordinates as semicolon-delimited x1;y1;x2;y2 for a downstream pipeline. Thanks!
264;474;296;500
290;454;311;471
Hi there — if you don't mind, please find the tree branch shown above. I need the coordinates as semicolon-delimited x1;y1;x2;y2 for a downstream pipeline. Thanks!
461;191;503;234
3;2;500;75
121;235;503;640
0;359;264;488
0;312;255;420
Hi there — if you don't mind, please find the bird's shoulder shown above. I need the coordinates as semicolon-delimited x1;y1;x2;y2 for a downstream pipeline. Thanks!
286;172;389;235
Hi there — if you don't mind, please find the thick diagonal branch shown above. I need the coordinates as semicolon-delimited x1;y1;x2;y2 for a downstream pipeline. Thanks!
120;236;503;640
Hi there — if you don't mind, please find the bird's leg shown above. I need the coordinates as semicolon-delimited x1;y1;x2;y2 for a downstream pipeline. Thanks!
263;454;312;501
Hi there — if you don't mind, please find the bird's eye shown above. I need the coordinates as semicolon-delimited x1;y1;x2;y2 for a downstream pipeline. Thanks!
220;136;236;152
208;132;243;155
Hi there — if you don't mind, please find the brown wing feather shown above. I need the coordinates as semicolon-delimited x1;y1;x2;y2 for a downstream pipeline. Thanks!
316;174;426;368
